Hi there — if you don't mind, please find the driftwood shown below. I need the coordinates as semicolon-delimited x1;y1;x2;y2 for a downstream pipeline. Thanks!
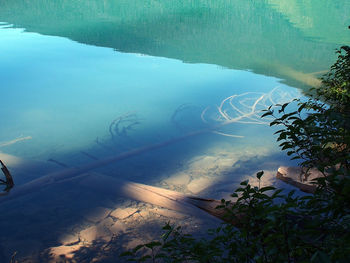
0;136;32;148
200;87;297;138
0;168;229;222
276;166;319;194
0;88;299;224
109;112;140;140
77;173;232;222
0;129;212;204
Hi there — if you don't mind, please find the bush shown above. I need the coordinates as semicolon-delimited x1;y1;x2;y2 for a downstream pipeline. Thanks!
121;46;350;263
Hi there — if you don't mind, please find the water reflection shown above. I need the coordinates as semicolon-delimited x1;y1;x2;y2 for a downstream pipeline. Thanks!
1;0;349;88
0;0;349;261
267;0;350;44
0;24;296;160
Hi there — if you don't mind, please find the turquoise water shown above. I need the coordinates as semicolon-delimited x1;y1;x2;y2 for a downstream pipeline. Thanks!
0;25;295;160
0;0;349;261
0;0;349;161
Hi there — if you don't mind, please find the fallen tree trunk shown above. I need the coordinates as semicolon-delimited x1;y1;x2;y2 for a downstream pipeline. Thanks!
75;172;245;225
77;172;231;222
0;129;212;204
0;127;238;223
276;166;319;194
0;91;270;204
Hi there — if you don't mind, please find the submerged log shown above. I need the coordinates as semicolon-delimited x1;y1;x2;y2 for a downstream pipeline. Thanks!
0;128;213;204
0;88;295;203
276;166;319;193
0;166;229;223
77;173;230;222
1;89;282;203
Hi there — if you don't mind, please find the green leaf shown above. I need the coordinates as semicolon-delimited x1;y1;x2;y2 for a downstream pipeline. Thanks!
256;171;264;180
260;186;276;192
240;180;249;186
279;102;289;113
230;193;238;198
274;129;285;135
162;223;172;230
298;103;307;113
261;111;273;118
120;251;134;257
277;132;287;141
270;120;280;126
145;241;161;249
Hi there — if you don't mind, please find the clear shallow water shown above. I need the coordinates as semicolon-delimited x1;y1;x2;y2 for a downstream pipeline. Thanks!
0;0;349;161
0;0;349;261
0;25;296;160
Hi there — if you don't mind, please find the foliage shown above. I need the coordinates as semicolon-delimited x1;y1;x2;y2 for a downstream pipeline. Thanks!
262;45;350;207
121;171;350;262
262;46;350;175
121;46;350;262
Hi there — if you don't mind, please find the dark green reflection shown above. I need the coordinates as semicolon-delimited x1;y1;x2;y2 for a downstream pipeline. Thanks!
0;0;349;88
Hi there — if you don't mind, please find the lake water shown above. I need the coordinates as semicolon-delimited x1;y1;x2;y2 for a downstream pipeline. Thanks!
0;0;349;262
